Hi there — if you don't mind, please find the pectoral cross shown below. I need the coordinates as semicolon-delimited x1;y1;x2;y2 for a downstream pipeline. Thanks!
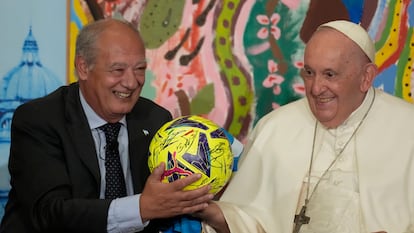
293;205;310;233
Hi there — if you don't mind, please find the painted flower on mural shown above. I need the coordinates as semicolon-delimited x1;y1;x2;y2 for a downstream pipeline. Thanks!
262;60;284;95
293;83;305;95
272;102;281;109
256;13;281;40
292;60;305;96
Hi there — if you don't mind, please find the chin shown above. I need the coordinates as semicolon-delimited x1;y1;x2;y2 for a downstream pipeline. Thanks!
315;114;335;125
113;105;134;114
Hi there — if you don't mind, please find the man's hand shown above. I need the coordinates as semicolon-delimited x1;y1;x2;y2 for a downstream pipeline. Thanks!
193;201;230;233
140;162;214;221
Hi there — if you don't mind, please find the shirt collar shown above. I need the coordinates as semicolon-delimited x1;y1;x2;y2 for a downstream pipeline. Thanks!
325;87;375;136
79;90;126;129
340;87;375;128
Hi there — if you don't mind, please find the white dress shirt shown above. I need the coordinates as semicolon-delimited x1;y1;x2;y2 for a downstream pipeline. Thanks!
80;91;147;233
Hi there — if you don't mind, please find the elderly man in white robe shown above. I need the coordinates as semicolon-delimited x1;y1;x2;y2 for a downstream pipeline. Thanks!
197;20;414;233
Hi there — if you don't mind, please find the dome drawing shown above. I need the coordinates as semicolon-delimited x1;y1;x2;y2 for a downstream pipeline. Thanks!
0;26;62;142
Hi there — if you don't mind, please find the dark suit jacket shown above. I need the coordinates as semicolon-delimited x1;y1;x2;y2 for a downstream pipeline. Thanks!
0;82;173;233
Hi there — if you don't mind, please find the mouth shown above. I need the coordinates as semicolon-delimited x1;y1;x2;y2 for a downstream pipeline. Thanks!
315;96;334;104
113;91;132;99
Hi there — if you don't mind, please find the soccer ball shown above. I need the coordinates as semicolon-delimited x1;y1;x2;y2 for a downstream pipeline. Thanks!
148;115;234;194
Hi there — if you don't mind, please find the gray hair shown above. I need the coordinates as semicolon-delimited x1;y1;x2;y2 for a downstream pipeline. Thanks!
75;18;140;69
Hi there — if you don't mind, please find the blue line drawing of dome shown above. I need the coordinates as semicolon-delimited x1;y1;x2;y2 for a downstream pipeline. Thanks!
0;26;62;142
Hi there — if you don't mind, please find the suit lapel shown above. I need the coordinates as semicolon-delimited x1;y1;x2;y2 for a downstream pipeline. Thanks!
65;83;101;185
127;113;152;193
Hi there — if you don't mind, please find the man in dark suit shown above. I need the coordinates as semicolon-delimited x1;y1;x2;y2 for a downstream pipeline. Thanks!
0;18;213;233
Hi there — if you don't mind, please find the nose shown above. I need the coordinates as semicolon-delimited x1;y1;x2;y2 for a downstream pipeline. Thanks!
122;69;145;89
310;75;326;95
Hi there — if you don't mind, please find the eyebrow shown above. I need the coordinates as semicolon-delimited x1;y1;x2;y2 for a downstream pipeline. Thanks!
136;60;147;65
109;60;147;68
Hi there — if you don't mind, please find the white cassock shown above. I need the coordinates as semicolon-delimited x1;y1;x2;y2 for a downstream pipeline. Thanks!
203;88;414;233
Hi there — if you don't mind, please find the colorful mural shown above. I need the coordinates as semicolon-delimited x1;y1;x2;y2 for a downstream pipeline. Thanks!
70;0;414;143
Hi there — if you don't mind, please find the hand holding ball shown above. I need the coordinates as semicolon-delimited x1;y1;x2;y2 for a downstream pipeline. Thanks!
148;115;234;194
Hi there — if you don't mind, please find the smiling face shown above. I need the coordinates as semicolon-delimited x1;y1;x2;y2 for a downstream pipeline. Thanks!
76;20;147;123
302;28;377;128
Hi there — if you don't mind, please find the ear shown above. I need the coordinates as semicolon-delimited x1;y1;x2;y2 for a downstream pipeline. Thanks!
74;55;89;81
360;63;378;92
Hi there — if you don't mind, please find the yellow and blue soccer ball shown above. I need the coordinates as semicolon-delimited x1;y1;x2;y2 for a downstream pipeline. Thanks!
148;115;234;194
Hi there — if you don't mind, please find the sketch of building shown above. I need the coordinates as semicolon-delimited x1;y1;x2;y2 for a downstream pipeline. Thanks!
0;26;63;219
0;26;62;142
